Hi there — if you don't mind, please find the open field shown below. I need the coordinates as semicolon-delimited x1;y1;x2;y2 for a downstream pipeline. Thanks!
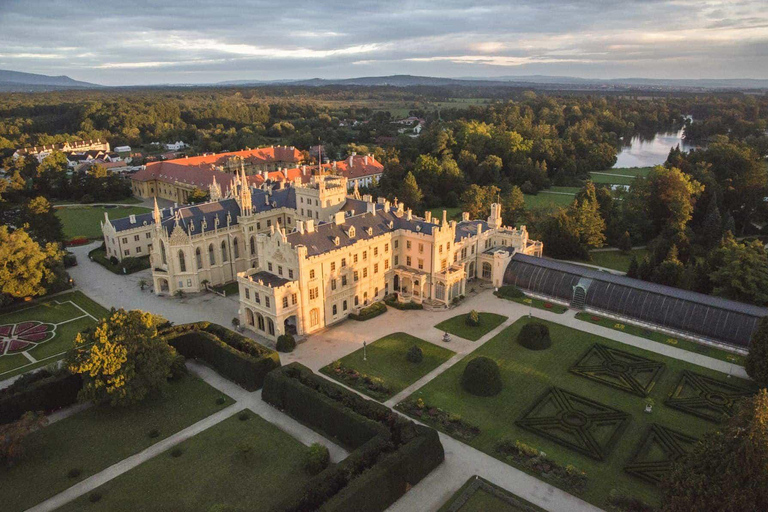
587;248;649;273
0;375;233;512
397;317;754;509
0;291;109;379
320;332;455;400
435;312;508;341
57;410;311;512
55;205;151;240
523;192;574;210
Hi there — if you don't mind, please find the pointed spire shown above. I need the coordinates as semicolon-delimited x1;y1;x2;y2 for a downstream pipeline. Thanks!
153;196;161;224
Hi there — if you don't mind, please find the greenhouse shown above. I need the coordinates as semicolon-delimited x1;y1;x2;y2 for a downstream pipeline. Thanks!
503;254;767;348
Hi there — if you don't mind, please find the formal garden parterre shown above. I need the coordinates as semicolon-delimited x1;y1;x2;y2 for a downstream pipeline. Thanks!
435;312;508;341
395;316;756;509
437;475;546;512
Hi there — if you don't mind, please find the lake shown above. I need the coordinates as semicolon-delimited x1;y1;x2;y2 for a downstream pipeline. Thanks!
614;126;696;168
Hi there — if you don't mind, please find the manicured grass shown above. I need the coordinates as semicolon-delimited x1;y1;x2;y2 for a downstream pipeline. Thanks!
55;205;151;240
587;248;649;273
523;192;574;210
57;410;311;512
320;332;455;400
589;173;637;186
604;167;654;177
0;291;110;379
438;476;545;512
397;317;754;509
574;312;746;366
53;197;143;205
213;281;239;297
435;312;508;341
495;292;568;314
0;375;234;512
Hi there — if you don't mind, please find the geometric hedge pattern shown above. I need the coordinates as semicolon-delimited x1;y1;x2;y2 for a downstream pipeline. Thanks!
623;424;699;485
665;370;754;423
569;344;665;397
516;387;631;461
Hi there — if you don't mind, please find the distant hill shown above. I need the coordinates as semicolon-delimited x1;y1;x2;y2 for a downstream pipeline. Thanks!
0;69;101;92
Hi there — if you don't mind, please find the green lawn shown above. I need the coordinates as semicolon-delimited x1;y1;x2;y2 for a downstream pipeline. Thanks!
523;192;574;210
574;312;746;366
213;281;239;297
588;173;637;186
587;249;649;273
0;291;110;379
603;167;654;177
429;207;463;222
320;332;455;400
55;205;151;240
435;312;508;341
438;476;545;512
57;410;311;512
53;197;143;205
397;317;753;509
0;375;234;512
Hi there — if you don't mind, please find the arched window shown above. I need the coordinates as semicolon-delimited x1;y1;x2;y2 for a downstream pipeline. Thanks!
160;241;167;265
195;247;202;269
482;262;492;279
354;295;359;306
208;244;215;265
332;304;337;315
221;241;228;262
250;236;256;255
233;238;239;259
178;250;186;272
310;309;319;327
267;318;275;336
257;314;265;331
246;309;255;326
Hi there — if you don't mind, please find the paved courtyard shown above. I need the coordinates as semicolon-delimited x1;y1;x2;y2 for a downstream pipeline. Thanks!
27;242;751;512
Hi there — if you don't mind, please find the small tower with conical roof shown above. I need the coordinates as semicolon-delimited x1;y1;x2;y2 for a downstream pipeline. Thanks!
209;175;221;202
153;197;162;229
238;163;252;216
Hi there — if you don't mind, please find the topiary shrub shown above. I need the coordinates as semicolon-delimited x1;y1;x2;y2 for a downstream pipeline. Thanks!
465;310;481;327
67;468;81;479
276;334;296;353
148;428;160;439
89;492;102;503
517;322;552;351
461;357;502;397
170;448;183;458
406;345;423;363
302;442;330;475
169;354;187;381
215;396;226;405
495;285;525;299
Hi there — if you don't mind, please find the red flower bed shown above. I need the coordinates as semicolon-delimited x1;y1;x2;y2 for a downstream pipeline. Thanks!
544;303;553;309
590;316;601;322
66;237;91;247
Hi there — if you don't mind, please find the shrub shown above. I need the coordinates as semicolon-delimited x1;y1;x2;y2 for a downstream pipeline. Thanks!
495;285;525;299
170;448;183;458
465;310;480;327
276;334;296;353
89;492;102;503
517;322;552;351
80;194;95;204
303;443;330;475
406;345;423;363
0;369;81;424
461;357;503;397
169;354;187;380
109;255;119;265
349;301;387;321
607;489;656;512
496;439;588;494
63;252;78;268
384;297;424;310
68;468;82;479
215;397;226;405
238;411;250;421
148;429;160;438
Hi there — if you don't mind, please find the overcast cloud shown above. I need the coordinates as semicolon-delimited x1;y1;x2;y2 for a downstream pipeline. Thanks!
1;0;767;85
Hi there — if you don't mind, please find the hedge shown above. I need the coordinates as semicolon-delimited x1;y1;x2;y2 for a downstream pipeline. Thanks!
384;298;424;310
89;244;150;275
495;285;525;299
161;322;280;391
0;369;82;424
263;363;444;512
349;301;387;321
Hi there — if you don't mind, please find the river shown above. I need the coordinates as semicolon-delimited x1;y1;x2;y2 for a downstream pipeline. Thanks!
613;125;696;168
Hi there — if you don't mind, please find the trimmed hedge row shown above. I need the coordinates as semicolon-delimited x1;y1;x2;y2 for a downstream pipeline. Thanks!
161;322;280;391
349;301;387;321
263;363;444;512
384;298;424;310
0;369;82;424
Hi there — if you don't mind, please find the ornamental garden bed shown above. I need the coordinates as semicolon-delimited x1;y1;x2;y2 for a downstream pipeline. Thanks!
0;291;109;379
437;475;547;512
57;410;311;512
494;288;568;314
574;312;746;365
0;374;232;512
396;317;754;509
320;332;455;401
434;312;508;341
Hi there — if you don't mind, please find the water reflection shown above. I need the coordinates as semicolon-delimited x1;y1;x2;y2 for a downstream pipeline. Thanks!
614;126;696;168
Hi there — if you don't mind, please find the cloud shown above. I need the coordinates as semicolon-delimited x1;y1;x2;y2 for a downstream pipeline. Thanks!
0;0;766;85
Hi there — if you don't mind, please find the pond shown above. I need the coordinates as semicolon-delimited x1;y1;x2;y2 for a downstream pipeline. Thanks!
614;125;696;168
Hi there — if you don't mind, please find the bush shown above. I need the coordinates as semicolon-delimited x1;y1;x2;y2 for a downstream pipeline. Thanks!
148;429;160;438
461;357;503;397
465;310;480;327
406;345;423;363
495;285;525;299
162;322;280;391
109;255;119;265
238;411;250;421
276;334;296;353
384;297;423;310
215;397;226;405
63;252;78;268
349;301;387;321
80;194;95;204
517;322;552;351
169;354;187;380
89;492;102;503
0;369;82;424
171;448;183;458
67;468;82;479
303;443;330;475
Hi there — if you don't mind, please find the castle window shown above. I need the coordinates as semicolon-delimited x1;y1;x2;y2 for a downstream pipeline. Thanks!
384;243;389;252
363;268;368;278
348;227;355;238
278;265;283;275
331;279;337;290
265;297;270;308
221;241;228;262
374;247;378;257
268;262;273;272
407;241;411;249
333;304;337;316
407;256;412;266
310;309;319;326
354;296;359;306
209;244;215;265
310;269;315;279
178;250;186;272
343;300;348;311
374;263;379;274
354;254;358;263
250;236;256;255
282;296;288;308
255;292;260;304
233;238;240;259
289;269;294;279
363;251;367;260
341;258;346;267
354;271;359;282
245;289;250;299
342;275;347;286
330;262;336;272
384;260;389;270
196;247;202;269
334;236;340;246
292;293;297;305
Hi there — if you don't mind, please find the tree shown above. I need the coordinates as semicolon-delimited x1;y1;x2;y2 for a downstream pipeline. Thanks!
631;166;703;235
460;184;499;221
187;188;210;204
626;256;639;278
68;309;176;407
22;196;64;244
501;186;526;226
746;317;768;388
0;226;62;304
700;196;723;249
0;411;47;466
708;234;768;306
399;172;423;210
652;245;684;287
617;231;632;253
569;182;606;249
536;209;589;260
661;390;768;512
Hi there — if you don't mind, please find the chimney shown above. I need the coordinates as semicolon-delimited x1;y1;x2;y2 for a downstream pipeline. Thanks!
129;214;136;224
302;165;307;175
348;154;354;166
406;208;412;221
366;201;376;214
305;219;315;233
476;223;483;236
362;194;372;203
425;211;432;223
334;211;346;225
364;156;368;165
297;219;305;234
462;212;470;222
442;210;447;225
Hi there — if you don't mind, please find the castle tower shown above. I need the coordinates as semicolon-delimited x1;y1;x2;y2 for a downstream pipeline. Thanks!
488;202;502;229
238;163;252;216
209;175;221;202
153;197;162;229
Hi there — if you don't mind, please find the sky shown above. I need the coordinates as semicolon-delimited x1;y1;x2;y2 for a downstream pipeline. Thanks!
1;0;767;86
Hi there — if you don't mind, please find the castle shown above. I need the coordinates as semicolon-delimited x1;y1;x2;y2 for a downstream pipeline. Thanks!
103;167;542;341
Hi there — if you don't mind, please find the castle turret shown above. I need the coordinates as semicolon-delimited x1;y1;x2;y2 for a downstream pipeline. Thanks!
488;202;502;229
209;175;221;202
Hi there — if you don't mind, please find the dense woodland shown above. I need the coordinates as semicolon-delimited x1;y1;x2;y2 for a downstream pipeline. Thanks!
1;86;768;307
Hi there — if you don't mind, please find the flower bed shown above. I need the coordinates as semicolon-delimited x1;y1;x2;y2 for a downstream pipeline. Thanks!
325;361;391;400
397;397;480;441
65;237;91;247
496;439;588;494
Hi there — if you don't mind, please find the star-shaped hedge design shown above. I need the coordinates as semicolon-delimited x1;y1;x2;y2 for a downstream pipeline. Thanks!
624;424;699;485
569;344;665;397
516;387;631;461
665;370;754;423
